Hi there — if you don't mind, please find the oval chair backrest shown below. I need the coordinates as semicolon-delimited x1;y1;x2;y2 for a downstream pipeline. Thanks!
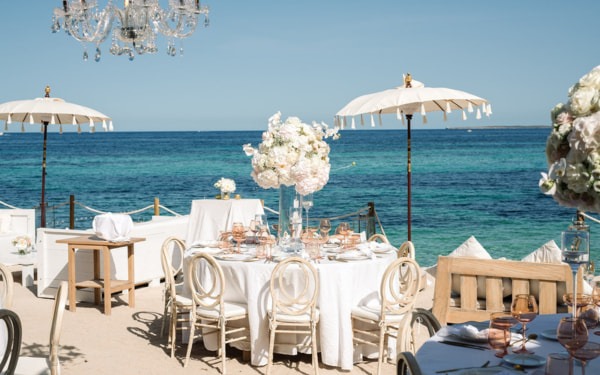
161;237;186;296
380;257;421;316
49;281;68;375
269;257;319;317
187;253;225;311
0;263;14;309
398;241;415;260
0;309;21;374
368;233;390;244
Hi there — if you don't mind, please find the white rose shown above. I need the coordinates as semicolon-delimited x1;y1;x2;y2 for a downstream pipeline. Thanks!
579;65;600;89
565;163;591;193
570;86;597;116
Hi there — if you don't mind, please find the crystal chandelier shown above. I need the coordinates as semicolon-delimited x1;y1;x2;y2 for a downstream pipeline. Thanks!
51;0;210;61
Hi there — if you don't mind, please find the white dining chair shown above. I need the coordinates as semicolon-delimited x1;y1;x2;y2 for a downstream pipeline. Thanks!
368;233;390;244
267;256;320;375
184;252;248;374
0;263;14;309
398;240;416;259
351;257;421;375
160;237;193;358
0;308;22;374
15;280;68;375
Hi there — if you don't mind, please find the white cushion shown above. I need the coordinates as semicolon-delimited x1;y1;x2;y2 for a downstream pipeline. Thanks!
268;308;320;324
195;301;247;319
351;305;407;324
92;213;133;242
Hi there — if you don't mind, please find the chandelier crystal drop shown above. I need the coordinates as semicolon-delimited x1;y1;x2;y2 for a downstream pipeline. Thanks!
52;0;210;61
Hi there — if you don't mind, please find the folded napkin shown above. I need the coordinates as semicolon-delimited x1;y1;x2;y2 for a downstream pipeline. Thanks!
442;324;489;342
93;213;133;242
355;243;377;259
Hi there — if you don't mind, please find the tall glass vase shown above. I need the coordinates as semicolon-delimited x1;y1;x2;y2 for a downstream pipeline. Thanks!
278;185;295;242
561;215;590;319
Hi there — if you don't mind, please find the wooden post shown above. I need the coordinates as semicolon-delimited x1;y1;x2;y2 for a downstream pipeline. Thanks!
69;194;75;229
367;202;376;239
154;197;160;216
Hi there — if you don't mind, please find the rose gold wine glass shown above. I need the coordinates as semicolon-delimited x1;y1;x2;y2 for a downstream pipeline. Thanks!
510;294;538;354
488;312;518;358
557;316;588;375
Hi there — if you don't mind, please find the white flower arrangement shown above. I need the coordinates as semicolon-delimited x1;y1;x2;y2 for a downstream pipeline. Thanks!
243;111;339;196
214;177;236;193
12;235;32;254
541;65;600;212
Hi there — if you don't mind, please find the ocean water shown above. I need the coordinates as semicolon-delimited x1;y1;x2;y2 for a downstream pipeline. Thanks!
0;128;586;267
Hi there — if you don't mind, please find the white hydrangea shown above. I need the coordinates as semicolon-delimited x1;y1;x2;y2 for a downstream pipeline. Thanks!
244;112;339;195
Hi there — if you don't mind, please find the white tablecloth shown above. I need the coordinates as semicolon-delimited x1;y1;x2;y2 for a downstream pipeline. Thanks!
185;199;264;246
416;313;600;374
183;247;397;370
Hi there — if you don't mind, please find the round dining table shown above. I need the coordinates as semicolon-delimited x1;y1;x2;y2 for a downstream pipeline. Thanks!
183;243;397;370
416;313;600;374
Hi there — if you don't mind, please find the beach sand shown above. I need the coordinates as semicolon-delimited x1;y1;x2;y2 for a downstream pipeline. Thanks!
11;271;434;375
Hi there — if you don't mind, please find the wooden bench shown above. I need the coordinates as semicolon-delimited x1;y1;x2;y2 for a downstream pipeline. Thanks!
432;256;574;326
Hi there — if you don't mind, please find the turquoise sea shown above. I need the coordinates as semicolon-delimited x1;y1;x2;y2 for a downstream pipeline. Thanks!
0;128;588;267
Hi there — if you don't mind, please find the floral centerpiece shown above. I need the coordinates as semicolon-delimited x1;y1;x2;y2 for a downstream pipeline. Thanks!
540;65;600;212
214;177;236;199
12;235;32;255
243;111;339;196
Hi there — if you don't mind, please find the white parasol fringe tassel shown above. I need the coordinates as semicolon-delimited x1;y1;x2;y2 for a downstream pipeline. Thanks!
29;114;34;124
109;121;114;131
467;102;474;113
378;113;382;126
20;123;24;132
351;117;356;129
102;120;108;131
476;108;482;119
462;110;467;120
50;114;55;125
7;113;11;125
72;115;77;125
443;111;447;121
486;104;493;116
59;124;63;134
77;124;81;134
360;114;365;126
445;101;452;113
420;104;426;116
89;118;94;129
422;114;428;124
370;114;375;127
396;108;401;120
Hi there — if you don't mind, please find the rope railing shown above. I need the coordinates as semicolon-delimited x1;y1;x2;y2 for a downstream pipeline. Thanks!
0;200;20;210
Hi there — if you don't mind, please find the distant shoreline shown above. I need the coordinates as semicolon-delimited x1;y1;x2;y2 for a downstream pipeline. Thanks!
446;125;550;130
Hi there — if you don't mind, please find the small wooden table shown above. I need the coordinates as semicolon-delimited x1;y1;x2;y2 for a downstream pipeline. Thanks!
57;235;145;315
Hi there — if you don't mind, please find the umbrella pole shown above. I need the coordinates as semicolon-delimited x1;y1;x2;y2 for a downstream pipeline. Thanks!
406;114;412;242
40;121;48;228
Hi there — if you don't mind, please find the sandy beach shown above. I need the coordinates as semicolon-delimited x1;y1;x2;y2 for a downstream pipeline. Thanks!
11;272;434;374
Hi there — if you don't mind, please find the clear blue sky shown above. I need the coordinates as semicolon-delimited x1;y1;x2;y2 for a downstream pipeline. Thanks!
0;1;598;131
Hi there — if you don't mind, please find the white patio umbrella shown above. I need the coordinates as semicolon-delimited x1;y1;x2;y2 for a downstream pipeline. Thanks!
335;74;491;241
0;86;113;227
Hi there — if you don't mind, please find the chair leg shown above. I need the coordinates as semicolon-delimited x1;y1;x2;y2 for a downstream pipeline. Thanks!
221;320;227;374
267;322;276;375
311;322;319;375
377;324;386;375
161;291;169;337
184;319;196;367
170;303;177;358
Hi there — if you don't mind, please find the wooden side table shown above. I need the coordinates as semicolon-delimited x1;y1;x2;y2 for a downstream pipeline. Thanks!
57;235;145;315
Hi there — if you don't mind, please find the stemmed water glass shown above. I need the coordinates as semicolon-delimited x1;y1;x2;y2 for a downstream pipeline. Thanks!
249;219;260;243
557;317;589;375
319;219;331;239
510;294;538;354
337;222;351;247
301;193;313;229
231;222;246;253
487;312;518;358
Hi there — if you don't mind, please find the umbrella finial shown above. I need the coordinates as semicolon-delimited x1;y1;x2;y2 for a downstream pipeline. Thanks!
45;86;51;98
404;73;412;88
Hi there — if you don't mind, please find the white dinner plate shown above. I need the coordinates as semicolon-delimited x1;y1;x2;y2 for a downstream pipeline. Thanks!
503;354;546;367
337;252;370;261
214;253;255;262
540;328;557;341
